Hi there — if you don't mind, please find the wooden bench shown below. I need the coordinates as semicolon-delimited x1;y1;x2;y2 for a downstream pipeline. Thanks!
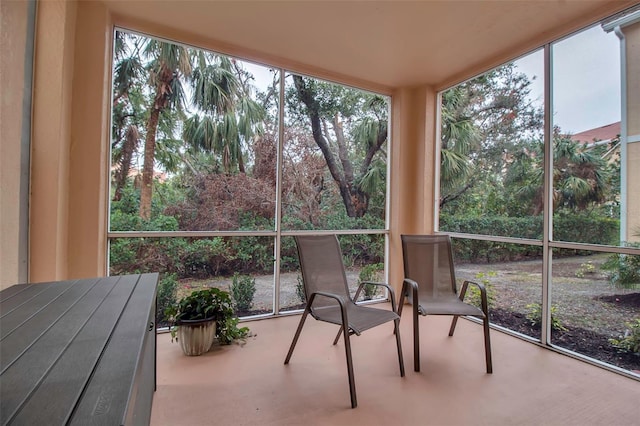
0;273;158;425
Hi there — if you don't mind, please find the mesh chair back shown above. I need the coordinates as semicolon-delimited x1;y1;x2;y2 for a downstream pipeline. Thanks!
295;235;351;309
401;234;458;305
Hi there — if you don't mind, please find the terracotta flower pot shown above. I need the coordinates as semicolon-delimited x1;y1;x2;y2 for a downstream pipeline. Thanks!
177;318;217;356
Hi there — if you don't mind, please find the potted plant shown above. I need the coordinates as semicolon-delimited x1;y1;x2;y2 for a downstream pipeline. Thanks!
165;287;237;356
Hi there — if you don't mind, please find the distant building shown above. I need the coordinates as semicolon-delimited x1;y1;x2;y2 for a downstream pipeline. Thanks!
110;166;168;185
570;122;621;145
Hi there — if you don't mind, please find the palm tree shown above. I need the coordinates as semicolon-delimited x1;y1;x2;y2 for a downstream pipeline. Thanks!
506;131;612;215
184;54;265;174
139;40;191;219
438;63;544;210
553;134;610;211
439;87;479;207
111;32;145;202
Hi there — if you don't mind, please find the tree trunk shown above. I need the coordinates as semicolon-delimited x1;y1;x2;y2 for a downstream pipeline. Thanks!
114;125;139;201
237;145;245;174
293;76;360;217
139;61;173;219
140;108;160;219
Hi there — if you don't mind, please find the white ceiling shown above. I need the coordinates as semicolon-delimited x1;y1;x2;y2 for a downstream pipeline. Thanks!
104;0;635;90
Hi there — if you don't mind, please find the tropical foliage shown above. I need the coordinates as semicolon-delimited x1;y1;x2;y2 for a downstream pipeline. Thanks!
110;29;631;317
109;30;388;314
439;62;621;246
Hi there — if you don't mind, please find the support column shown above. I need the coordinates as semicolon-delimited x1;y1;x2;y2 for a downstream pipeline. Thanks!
389;85;437;291
29;0;77;282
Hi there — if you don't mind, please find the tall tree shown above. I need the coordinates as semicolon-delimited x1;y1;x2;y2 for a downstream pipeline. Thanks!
111;32;145;202
288;76;387;218
439;86;480;207
183;55;265;174
139;40;191;219
439;63;544;211
506;130;614;215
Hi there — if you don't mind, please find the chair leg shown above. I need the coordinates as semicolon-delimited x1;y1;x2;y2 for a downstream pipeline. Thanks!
395;289;406;336
396;286;404;317
342;320;357;408
284;308;311;364
479;287;493;373
394;318;405;377
333;327;343;345
483;315;493;374
413;304;420;372
448;315;459;336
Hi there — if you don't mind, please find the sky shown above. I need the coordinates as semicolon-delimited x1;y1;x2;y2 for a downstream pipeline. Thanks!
515;24;621;135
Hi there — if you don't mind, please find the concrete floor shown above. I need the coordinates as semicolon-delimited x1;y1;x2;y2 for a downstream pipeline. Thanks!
151;308;639;426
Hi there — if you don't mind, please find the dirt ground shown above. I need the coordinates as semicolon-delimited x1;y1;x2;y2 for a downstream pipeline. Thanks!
455;254;640;372
178;254;640;372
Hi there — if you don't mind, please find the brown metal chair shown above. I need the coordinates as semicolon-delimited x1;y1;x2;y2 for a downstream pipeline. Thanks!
399;234;492;373
284;235;405;408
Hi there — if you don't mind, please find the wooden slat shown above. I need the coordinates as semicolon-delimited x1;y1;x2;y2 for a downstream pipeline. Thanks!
69;273;158;425
0;278;101;371
0;280;79;331
1;276;135;425
0;284;31;302
0;274;159;426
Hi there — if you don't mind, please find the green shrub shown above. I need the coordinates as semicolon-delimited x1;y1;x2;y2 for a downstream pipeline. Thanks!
338;232;385;267
553;212;619;246
182;238;229;278
110;237;183;276
601;243;640;289
609;318;640;353
156;273;178;327
232;236;273;274
230;273;256;311
575;261;596;278
108;238;140;274
525;303;567;331
464;271;496;309
441;213;619;263
358;263;384;300
295;275;306;303
441;215;542;242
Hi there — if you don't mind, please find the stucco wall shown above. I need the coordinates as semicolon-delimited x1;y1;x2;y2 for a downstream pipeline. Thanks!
27;1;110;282
1;0;30;289
625;22;640;137
67;2;110;278
624;21;640;241
29;0;77;282
388;86;435;291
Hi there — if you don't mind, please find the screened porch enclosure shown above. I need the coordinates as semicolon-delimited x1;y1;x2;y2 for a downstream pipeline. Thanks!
4;3;640;422
106;12;640;377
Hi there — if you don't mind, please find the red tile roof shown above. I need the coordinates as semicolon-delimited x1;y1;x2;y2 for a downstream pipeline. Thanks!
571;122;620;144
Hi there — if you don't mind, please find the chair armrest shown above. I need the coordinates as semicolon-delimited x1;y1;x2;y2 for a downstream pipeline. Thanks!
355;281;397;311
402;278;419;299
460;280;489;314
307;291;355;334
401;278;426;315
309;291;349;307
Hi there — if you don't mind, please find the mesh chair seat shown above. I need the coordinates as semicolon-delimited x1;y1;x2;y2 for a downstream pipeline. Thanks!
284;235;405;408
312;304;400;335
418;296;485;317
